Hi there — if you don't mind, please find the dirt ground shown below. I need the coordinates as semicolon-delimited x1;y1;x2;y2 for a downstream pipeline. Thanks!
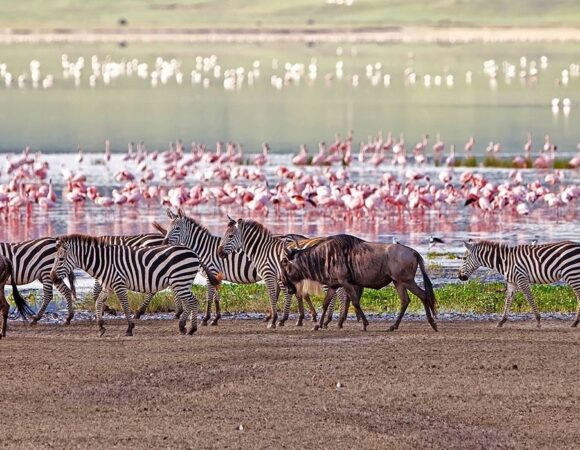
2;318;580;449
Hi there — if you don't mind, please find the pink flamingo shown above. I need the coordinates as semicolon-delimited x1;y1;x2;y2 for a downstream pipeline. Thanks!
292;144;308;165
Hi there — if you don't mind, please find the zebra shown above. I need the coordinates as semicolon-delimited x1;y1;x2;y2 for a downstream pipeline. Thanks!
458;239;580;328
98;232;166;317
217;217;347;329
0;237;77;325
50;234;220;336
0;255;32;338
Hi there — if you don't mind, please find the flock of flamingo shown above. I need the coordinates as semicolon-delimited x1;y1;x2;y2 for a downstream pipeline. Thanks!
1;131;579;219
0;52;576;111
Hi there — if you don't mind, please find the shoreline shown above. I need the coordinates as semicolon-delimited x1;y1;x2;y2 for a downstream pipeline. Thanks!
1;26;580;44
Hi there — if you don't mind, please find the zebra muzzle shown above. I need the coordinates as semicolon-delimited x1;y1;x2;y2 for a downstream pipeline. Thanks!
217;246;227;259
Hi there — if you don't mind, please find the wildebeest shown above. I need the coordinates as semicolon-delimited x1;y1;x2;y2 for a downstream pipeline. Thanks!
0;255;33;339
280;234;438;331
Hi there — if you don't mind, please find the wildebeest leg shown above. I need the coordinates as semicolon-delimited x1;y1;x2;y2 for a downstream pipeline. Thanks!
303;294;317;322
211;288;221;326
135;293;154;319
343;284;368;331
202;284;215;326
315;288;337;331
295;293;305;327
0;289;8;338
31;278;53;325
407;282;438;331
389;283;411;331
54;280;75;325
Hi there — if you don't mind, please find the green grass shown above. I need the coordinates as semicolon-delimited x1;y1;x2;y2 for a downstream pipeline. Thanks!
2;0;580;29
55;281;578;316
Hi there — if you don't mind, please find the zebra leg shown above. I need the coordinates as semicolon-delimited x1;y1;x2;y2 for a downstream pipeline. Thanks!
337;294;350;329
54;280;75;325
135;293;154;319
211;288;221;326
174;296;184;319
95;289;110;337
264;277;280;329
278;288;292;326
563;277;580;327
31;279;53;325
516;278;541;328
202;284;215;326
324;292;337;329
113;287;135;336
94;281;116;316
186;293;200;335
173;285;196;335
497;282;517;328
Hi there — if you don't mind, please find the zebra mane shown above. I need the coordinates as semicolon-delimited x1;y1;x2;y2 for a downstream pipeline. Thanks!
180;214;212;236
59;234;104;246
474;240;510;251
239;219;274;239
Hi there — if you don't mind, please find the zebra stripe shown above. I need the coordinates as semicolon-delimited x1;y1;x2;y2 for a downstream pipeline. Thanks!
458;240;580;327
51;234;203;336
0;237;77;324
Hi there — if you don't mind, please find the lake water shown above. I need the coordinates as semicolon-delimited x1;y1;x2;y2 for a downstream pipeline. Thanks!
0;42;578;155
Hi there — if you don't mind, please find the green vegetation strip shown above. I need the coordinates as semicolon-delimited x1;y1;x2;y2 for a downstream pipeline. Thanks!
23;282;572;315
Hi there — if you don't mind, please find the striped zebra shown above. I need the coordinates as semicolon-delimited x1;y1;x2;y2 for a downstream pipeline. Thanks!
217;217;346;329
50;234;219;336
157;209;336;326
0;237;77;325
98;233;166;317
459;240;580;328
0;255;32;338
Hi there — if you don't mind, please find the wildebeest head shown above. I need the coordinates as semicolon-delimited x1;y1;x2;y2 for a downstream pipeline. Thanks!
279;241;308;294
458;240;480;281
217;216;242;259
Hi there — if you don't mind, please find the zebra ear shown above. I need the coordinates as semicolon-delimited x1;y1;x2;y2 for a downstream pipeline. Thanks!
464;240;473;251
177;207;185;218
166;208;176;220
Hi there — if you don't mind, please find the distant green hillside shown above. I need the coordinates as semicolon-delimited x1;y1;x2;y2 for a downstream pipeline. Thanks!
1;0;579;29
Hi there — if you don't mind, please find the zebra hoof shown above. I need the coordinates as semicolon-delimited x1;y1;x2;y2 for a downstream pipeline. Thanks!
99;327;106;337
29;319;39;327
65;315;74;325
125;323;135;336
312;325;320;331
388;325;396;332
277;320;286;327
496;321;506;328
179;324;187;335
571;321;579;328
188;327;197;335
295;320;303;327
201;320;208;326
267;323;276;330
430;322;438;332
210;320;219;326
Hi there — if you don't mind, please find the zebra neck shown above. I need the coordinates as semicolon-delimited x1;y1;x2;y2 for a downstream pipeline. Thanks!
185;226;221;259
241;227;281;264
74;243;103;279
483;245;508;274
0;243;12;258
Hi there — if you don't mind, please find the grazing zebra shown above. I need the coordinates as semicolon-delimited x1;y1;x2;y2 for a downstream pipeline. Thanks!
157;209;336;326
217;217;344;329
0;256;32;339
50;234;219;336
458;240;580;328
0;238;77;325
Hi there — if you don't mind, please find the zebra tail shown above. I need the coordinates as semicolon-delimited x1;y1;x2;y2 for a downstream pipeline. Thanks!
152;221;167;235
415;252;437;317
6;260;34;321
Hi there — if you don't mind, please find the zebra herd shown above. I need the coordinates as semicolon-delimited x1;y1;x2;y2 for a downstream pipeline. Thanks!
0;207;579;339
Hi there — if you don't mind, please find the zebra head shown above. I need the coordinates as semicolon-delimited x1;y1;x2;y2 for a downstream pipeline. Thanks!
217;216;242;259
164;207;188;245
458;240;481;281
51;238;78;282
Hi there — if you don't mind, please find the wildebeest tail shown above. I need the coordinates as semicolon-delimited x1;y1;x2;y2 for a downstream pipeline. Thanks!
6;259;34;320
415;251;437;317
297;279;325;297
68;272;77;302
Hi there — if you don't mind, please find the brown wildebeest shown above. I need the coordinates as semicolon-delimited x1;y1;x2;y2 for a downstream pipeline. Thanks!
0;256;33;339
279;234;438;332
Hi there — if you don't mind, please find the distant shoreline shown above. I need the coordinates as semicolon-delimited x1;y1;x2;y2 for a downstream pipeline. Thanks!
1;26;580;44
